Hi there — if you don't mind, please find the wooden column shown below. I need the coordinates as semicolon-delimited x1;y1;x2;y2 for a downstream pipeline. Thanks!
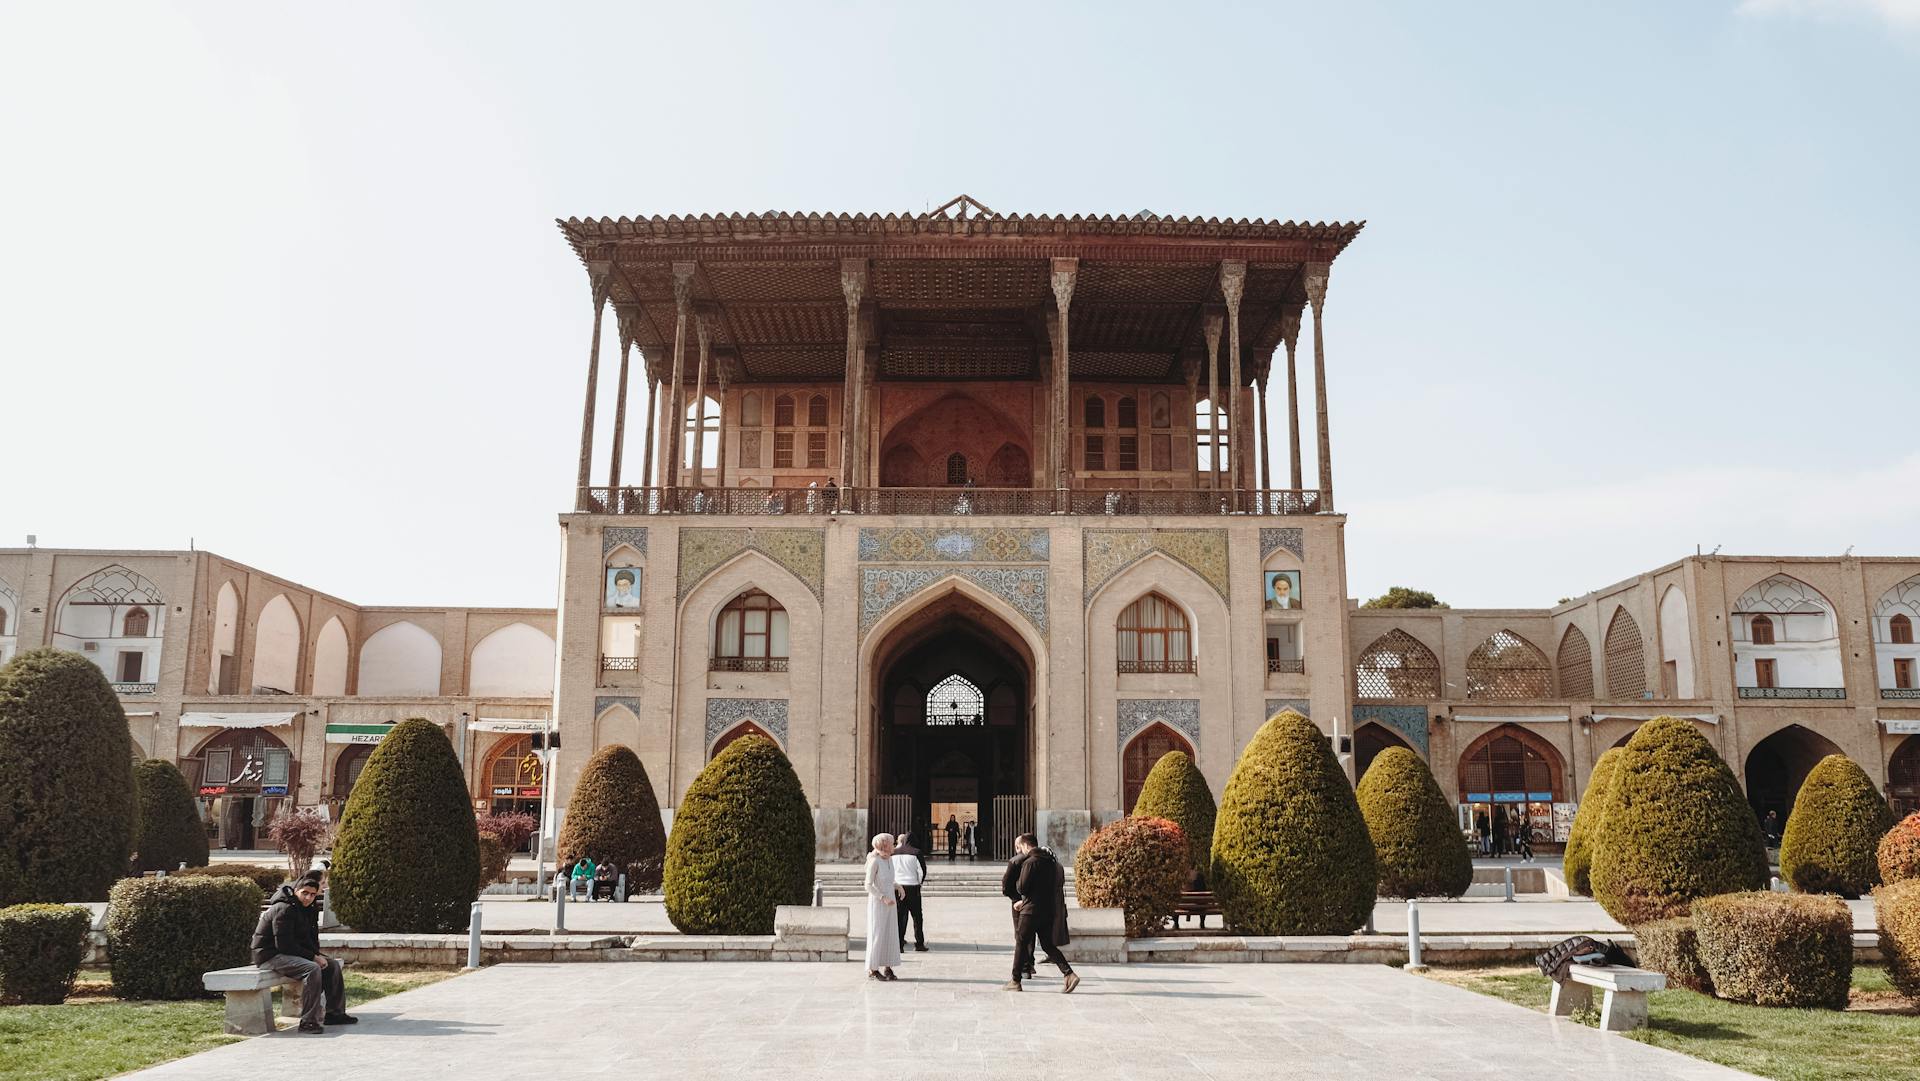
839;259;867;487
1283;311;1304;491
640;368;659;491
1202;308;1223;491
1256;364;1273;494
853;337;877;492
1221;261;1246;504
1181;353;1202;490
573;265;614;510
1305;263;1333;511
607;322;635;498
664;262;694;491
690;307;712;486
1050;257;1077;492
714;356;732;489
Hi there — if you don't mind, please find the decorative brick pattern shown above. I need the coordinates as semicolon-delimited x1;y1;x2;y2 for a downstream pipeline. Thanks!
594;696;643;719
1083;529;1230;605
601;526;649;557
1117;699;1201;746
1352;704;1431;759
857;527;1049;564
704;697;789;748
677;528;825;604
1265;698;1311;720
859;566;1047;638
1259;527;1304;561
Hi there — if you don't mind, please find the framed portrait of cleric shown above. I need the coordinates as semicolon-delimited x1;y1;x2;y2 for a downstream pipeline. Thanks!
1264;570;1301;611
604;567;643;610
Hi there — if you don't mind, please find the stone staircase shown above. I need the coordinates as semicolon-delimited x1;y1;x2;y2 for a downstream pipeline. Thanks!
815;861;1076;899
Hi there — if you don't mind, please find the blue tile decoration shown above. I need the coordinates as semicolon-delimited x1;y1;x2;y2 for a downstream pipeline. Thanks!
601;526;649;557
1083;529;1230;606
1259;527;1304;561
857;527;1049;563
1265;698;1311;720
677;528;825;604
859;565;1048;638
594;695;643;719
1116;699;1201;746
1352;704;1431;759
704;697;789;748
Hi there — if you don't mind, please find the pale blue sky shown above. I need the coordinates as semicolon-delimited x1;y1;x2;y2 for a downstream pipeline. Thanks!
2;2;1915;608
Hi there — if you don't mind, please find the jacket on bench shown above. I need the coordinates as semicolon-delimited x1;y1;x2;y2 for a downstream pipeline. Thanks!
251;883;321;964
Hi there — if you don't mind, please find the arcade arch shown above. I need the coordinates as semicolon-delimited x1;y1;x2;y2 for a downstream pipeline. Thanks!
358;621;442;696
469;622;556;697
1744;724;1844;827
1354;722;1413;781
251;594;302;695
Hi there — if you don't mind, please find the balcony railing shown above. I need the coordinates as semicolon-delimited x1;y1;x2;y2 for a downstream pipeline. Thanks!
1267;658;1306;674
579;486;1327;517
1737;686;1846;700
112;682;157;695
1117;659;1196;675
600;656;639;672
710;657;790;673
1883;688;1920;700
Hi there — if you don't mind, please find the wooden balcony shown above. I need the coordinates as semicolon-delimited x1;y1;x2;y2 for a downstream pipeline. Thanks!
579;486;1327;517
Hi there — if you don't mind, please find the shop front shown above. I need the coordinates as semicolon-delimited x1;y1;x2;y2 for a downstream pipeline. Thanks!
181;712;300;850
1456;723;1571;852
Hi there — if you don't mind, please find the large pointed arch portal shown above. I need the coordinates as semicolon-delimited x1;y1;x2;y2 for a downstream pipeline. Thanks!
871;589;1032;859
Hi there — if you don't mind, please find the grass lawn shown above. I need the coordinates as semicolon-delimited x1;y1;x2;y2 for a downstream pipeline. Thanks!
0;966;458;1081
1425;964;1920;1081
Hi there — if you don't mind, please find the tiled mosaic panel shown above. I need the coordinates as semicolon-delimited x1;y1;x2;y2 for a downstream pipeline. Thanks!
1352;704;1431;759
1259;527;1303;561
704;697;789;748
1083;529;1230;605
594;695;643;719
1116;699;1200;746
857;527;1049;564
859;566;1048;638
602;526;650;557
677;528;826;603
1265;698;1311;720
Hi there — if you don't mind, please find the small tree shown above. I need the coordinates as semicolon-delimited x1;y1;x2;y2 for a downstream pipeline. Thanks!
1361;587;1449;610
476;811;539;853
132;759;209;873
267;809;334;878
1780;754;1896;897
1562;747;1625;897
1130;750;1216;887
476;831;509;892
558;745;668;893
1210;710;1377;935
0;649;137;905
1356;747;1472;899
328;718;479;932
1073;816;1189;937
1590;716;1768;925
664;735;814;934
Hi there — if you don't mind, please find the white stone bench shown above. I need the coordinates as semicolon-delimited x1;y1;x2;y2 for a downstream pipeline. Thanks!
1548;963;1666;1032
203;966;304;1036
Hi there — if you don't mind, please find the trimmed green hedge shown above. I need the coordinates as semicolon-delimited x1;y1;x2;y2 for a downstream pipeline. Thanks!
558;745;668;894
107;876;260;1000
477;832;508;893
1131;750;1215;887
1562;747;1623;898
1590;717;1769;925
1879;812;1920;887
1210;710;1377;935
1074;816;1189;937
0;650;137;904
1780;754;1895;897
1633;917;1712;994
173;863;288;897
1356;747;1471;900
328;718;479;932
664;735;814;934
1693;891;1853;1009
1876;879;1920;1002
132;759;209;874
0;903;91;1004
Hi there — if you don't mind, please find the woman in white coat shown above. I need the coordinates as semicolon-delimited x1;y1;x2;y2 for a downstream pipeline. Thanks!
865;833;903;981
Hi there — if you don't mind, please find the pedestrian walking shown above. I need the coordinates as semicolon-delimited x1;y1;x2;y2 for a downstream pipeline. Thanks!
892;832;928;952
943;815;960;861
864;834;902;982
1001;843;1035;979
962;818;977;861
1474;811;1491;857
1514;813;1534;862
1002;834;1077;994
252;872;355;1033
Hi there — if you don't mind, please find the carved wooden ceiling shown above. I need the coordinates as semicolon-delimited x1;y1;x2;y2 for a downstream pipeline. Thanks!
559;202;1363;385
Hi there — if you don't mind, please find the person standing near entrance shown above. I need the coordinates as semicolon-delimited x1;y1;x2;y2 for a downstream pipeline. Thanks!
1003;834;1077;993
944;815;960;860
864;834;902;982
892;832;928;952
962;818;977;861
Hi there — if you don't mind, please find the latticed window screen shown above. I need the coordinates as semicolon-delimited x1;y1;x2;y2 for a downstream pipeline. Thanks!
773;433;794;468
1354;629;1440;699
1459;734;1556;797
1894;614;1915;645
1604;609;1647;698
807;395;828;427
123;607;150;637
1750;615;1775;645
1465;630;1552;699
927;674;984;725
1084;396;1105;428
1117;436;1139;471
1557;627;1594;698
1117;593;1192;670
1117;396;1138;430
946;453;968;484
806;432;827;468
1085;436;1105;471
774;395;795;428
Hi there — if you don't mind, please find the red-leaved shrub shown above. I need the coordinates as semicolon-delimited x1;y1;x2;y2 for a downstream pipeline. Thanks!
1880;813;1920;887
1073;816;1189;937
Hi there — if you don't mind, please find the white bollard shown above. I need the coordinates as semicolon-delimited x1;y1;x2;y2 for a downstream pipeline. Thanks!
616;872;627;903
1404;898;1427;972
466;902;483;969
1503;865;1515;903
554;880;568;933
812;879;824;906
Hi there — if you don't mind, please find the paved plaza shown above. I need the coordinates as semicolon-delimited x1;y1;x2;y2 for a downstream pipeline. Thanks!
124;956;1758;1081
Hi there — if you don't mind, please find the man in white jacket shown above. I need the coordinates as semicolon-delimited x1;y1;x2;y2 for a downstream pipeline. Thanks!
892;832;929;952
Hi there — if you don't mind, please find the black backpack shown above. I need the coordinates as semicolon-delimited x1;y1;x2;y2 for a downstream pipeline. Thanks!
1535;935;1631;983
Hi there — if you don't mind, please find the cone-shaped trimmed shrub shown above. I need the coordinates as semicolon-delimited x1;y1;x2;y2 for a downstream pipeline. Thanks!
1693;891;1853;1009
132;759;209;874
1590;716;1769;925
1074;815;1189;937
0;650;137;904
1210;710;1377;935
664;735;814;934
1881;812;1920;886
1562;747;1624;897
1131;750;1216;886
558;744;668;893
1875;878;1920;1001
328;718;478;932
1781;754;1895;897
1357;747;1472;899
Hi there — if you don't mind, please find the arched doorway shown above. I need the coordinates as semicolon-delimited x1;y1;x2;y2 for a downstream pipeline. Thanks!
871;590;1032;860
1354;722;1413;783
1457;724;1567;853
711;721;774;759
1745;724;1844;832
330;744;375;811
185;727;295;850
1891;736;1920;817
481;735;544;818
1122;723;1194;814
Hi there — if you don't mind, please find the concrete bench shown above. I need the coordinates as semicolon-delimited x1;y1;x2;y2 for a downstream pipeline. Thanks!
203;966;304;1036
1548;963;1666;1031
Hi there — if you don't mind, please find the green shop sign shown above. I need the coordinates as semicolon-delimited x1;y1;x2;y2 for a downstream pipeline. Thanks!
324;723;396;745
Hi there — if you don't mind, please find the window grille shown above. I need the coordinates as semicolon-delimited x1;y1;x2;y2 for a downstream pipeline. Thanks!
1117;396;1138;430
926;674;984;725
773;433;794;468
807;395;828;427
1354;629;1440;699
1603;610;1647;699
806;432;827;468
1084;396;1105;428
1117;436;1139;471
1085;436;1105;471
774;395;795;428
1556;627;1594;698
1465;630;1552;699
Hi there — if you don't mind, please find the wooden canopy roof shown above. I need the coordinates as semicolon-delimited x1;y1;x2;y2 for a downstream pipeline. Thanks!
556;196;1363;385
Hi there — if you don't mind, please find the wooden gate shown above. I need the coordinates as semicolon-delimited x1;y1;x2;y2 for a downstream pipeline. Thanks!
871;794;912;845
991;794;1034;861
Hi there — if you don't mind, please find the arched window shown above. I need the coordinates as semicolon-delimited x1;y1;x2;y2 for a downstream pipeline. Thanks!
1893;614;1914;645
1603;609;1646;699
1123;722;1194;813
1750;614;1775;645
774;394;795;428
741;392;763;427
946;453;969;485
1117;593;1193;674
1557;626;1594;698
807;394;828;427
122;606;150;637
712;721;774;758
1465;630;1552;699
1458;726;1564;801
1355;630;1440;699
332;743;375;802
1150;392;1170;428
926;674;984;725
1084;395;1105;428
712;590;789;671
1117;396;1138;430
1354;723;1413;783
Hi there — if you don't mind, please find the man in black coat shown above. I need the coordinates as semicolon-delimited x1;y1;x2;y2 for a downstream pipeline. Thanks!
252;872;354;1033
1001;834;1077;993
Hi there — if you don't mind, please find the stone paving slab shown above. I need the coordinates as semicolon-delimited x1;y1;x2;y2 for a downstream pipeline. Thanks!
123;957;1758;1081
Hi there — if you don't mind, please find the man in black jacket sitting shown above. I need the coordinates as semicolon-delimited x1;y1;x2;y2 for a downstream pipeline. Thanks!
252;872;354;1033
